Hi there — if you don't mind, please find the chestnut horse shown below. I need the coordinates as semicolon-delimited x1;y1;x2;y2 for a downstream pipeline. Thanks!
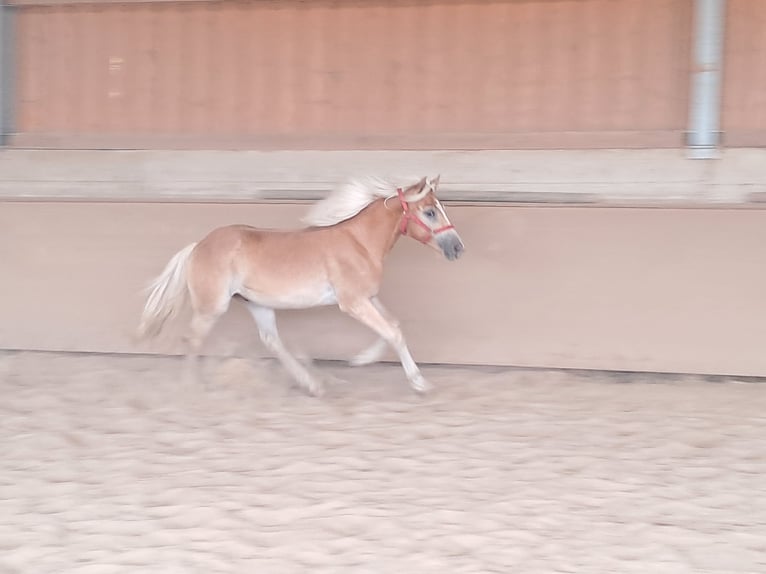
136;175;464;396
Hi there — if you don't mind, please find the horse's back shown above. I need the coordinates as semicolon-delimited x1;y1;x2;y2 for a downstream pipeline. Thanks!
195;223;328;274
196;223;287;253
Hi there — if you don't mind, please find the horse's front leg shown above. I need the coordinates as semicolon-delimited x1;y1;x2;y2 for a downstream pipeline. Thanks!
349;297;396;367
339;296;431;393
349;337;388;366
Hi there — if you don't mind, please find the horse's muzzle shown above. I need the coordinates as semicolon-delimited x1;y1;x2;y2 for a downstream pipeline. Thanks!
438;233;465;261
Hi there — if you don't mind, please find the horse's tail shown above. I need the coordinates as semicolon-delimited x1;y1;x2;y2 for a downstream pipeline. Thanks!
135;242;197;341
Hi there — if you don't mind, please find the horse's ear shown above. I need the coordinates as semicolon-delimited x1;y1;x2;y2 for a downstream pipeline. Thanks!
409;176;428;193
431;174;441;188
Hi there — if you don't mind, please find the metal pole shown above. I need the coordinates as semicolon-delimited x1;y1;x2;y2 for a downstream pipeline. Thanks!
687;0;726;159
0;2;13;147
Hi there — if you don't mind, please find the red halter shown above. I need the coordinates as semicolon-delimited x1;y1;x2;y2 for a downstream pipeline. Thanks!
396;188;455;242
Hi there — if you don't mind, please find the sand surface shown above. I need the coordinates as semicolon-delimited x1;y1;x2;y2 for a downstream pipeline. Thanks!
1;351;765;573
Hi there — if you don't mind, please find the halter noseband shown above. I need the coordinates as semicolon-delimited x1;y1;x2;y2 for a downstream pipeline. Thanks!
396;188;455;242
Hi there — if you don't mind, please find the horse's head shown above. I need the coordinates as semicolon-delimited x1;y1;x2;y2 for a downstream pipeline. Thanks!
398;175;465;261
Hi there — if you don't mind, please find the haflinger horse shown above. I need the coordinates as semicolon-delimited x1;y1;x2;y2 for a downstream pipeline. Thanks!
136;175;464;396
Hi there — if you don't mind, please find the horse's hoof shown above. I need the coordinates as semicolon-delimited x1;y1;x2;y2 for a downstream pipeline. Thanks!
411;376;433;395
349;355;372;367
304;381;326;398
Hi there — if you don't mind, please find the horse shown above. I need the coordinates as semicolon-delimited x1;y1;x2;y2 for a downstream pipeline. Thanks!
135;175;465;396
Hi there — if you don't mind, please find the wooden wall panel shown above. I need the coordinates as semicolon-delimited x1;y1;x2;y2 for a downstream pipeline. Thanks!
722;0;766;146
11;0;692;149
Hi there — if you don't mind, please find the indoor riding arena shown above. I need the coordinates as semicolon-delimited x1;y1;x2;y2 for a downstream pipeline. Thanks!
2;1;766;572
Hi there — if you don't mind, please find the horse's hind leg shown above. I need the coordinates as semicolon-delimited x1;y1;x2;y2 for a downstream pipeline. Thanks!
245;302;324;397
183;308;228;385
184;276;231;385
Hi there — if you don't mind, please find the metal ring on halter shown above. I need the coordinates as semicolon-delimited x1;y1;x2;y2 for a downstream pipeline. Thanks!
383;194;398;210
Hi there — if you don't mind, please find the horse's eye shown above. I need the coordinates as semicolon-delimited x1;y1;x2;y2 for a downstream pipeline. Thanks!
423;208;436;218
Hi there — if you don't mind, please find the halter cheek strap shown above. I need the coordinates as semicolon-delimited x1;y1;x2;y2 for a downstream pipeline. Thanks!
396;188;455;242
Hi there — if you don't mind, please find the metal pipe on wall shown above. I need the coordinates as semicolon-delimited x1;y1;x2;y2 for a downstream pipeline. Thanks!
0;2;14;146
687;0;726;159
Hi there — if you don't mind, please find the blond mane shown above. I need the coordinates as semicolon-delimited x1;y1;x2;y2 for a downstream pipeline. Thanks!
303;176;435;227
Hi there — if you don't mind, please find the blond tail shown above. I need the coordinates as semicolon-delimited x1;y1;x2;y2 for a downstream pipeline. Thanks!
136;242;197;340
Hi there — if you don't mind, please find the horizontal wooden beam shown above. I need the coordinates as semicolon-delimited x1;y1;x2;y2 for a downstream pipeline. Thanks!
9;130;685;152
2;148;766;205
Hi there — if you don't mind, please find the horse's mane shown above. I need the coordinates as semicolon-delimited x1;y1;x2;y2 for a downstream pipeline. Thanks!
302;176;406;227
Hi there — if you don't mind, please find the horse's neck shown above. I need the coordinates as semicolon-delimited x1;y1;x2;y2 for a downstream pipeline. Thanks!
344;198;402;260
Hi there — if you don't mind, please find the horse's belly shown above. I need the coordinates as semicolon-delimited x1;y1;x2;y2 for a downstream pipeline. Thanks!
239;282;338;309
